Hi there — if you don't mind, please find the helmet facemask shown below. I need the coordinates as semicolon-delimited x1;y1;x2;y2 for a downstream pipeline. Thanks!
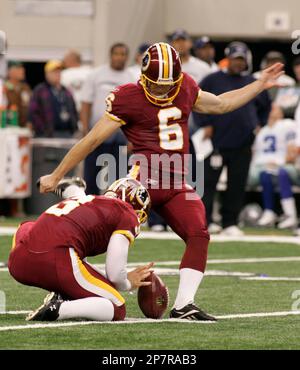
140;73;183;106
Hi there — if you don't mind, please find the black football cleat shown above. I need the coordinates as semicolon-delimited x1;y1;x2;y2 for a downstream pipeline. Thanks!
26;292;64;321
170;304;217;321
53;177;86;198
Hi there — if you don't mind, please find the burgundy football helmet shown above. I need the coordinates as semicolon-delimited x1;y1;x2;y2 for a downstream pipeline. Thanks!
140;42;183;106
104;178;151;224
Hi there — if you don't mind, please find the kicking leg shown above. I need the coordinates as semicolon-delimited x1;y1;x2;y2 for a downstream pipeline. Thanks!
157;188;215;321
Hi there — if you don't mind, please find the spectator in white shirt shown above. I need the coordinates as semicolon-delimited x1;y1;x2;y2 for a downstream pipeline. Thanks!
169;29;211;84
80;43;135;195
194;36;219;74
61;50;92;112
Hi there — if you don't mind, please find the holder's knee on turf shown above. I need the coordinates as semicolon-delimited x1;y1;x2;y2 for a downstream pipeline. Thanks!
113;303;126;321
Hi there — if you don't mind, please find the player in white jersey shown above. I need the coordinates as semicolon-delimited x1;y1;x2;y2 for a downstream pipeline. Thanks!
248;104;298;228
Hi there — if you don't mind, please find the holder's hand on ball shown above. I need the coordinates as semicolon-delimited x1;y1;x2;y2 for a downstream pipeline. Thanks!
128;262;154;289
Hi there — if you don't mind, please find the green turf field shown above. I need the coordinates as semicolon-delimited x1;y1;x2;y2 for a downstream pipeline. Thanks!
1;232;300;350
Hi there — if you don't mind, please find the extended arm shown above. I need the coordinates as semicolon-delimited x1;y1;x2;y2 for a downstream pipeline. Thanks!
193;63;284;115
39;113;121;193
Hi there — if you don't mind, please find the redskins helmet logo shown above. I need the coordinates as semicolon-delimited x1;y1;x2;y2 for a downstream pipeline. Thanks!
141;52;151;72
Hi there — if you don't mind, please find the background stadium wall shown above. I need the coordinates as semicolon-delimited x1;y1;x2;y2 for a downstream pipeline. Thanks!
0;0;298;66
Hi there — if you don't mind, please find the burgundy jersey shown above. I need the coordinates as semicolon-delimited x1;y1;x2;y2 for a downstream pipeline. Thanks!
106;72;200;174
24;196;140;259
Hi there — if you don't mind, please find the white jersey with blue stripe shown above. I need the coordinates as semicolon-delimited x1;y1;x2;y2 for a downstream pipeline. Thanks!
252;119;296;166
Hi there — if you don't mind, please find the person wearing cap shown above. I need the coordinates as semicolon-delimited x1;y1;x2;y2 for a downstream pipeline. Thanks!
194;36;219;73
28;60;78;137
170;29;211;84
128;42;151;81
4;61;32;127
61;50;92;112
193;41;271;236
254;52;295;107
254;52;295;92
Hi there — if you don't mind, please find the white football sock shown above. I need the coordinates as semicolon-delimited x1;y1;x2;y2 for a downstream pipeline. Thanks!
173;268;204;310
58;297;114;321
63;185;86;199
281;198;297;218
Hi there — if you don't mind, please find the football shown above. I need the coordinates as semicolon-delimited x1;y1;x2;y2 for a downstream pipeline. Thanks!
137;272;169;319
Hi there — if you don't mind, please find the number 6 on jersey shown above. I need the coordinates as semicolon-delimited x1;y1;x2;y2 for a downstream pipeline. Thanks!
158;107;183;151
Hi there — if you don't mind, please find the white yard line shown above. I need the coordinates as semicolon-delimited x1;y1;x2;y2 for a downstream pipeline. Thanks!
208;256;300;264
1;310;300;332
241;276;300;281
126;256;300;266
1;227;300;245
211;235;300;245
0;310;30;315
0;268;256;277
216;310;300;319
0;227;19;236
139;232;300;245
2;256;300;273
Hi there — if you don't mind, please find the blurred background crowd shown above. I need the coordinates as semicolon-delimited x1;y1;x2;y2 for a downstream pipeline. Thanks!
1;1;300;236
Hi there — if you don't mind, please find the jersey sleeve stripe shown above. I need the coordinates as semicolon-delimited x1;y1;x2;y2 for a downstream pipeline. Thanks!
194;89;202;106
112;230;135;246
69;248;125;306
105;111;127;125
11;225;21;250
